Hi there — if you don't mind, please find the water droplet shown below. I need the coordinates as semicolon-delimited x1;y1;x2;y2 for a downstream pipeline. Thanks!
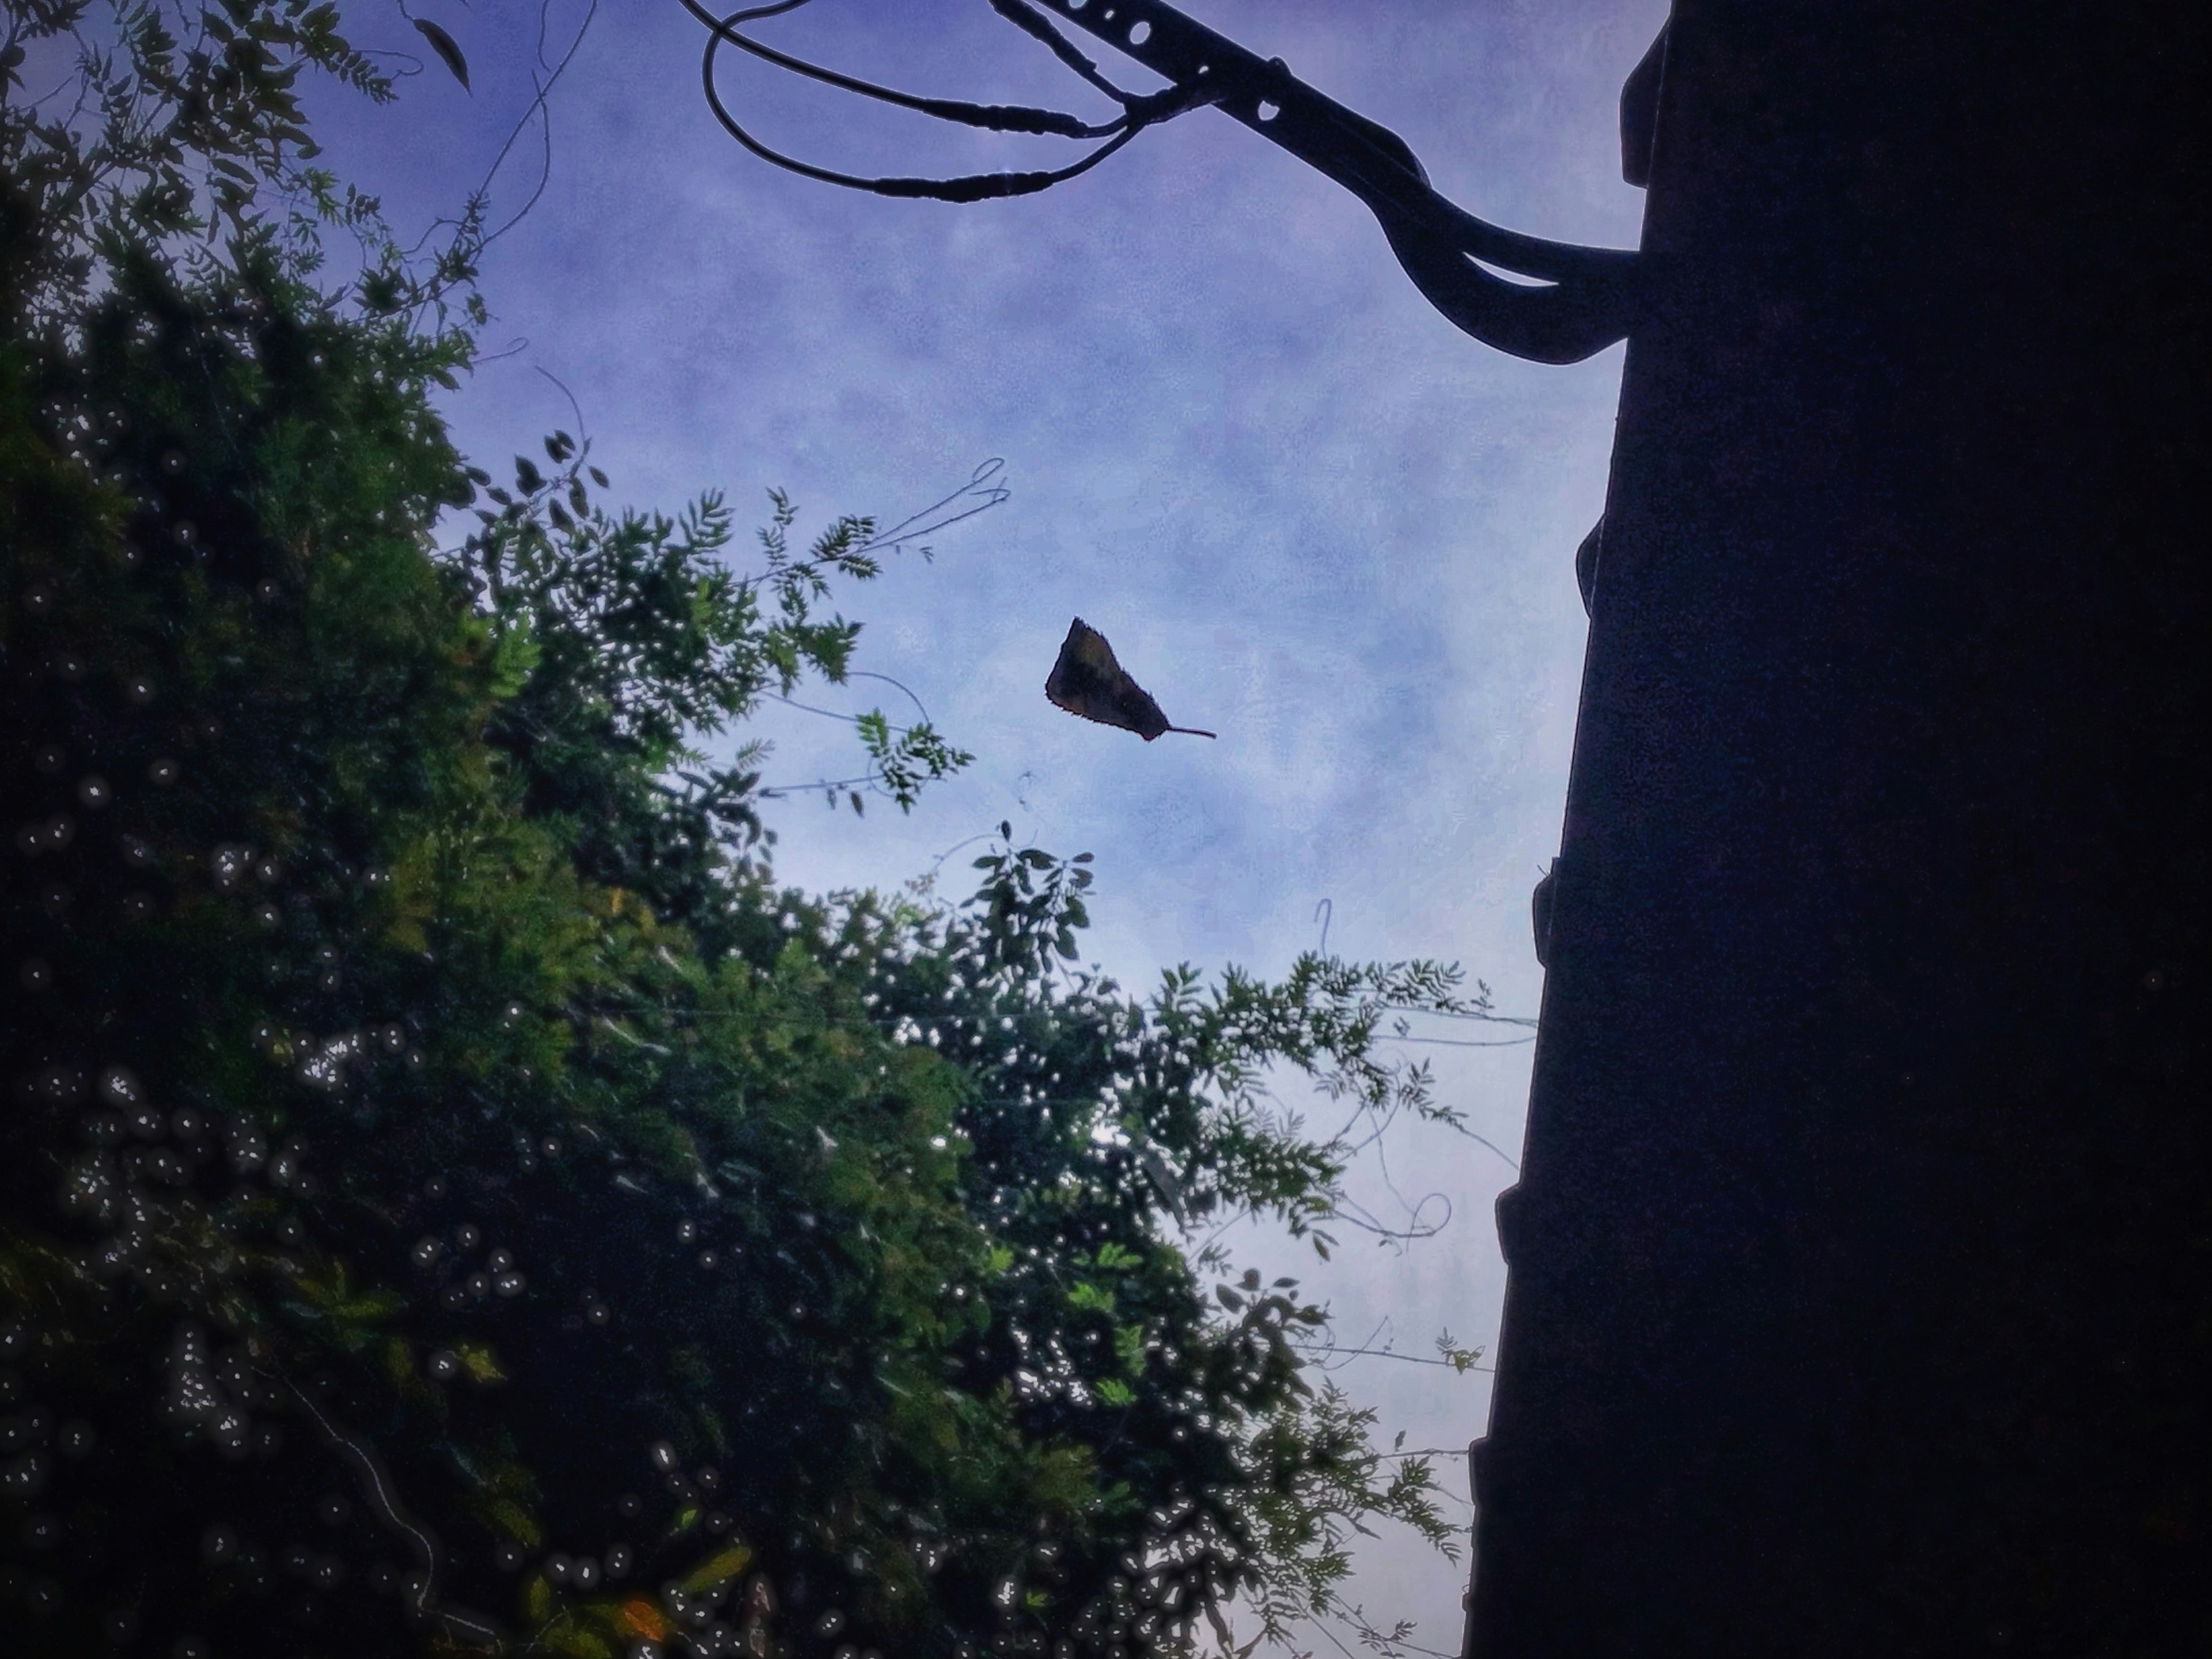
77;1109;124;1146
585;1301;610;1326
146;757;177;786
227;1124;267;1173
454;1224;480;1252
202;1523;238;1564
605;1542;631;1577
494;1272;525;1297
17;959;52;992
428;1351;459;1381
649;1440;678;1472
544;1551;571;1582
75;775;109;809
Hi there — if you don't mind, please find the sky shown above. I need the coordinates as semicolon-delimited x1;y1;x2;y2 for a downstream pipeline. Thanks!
307;2;1668;1650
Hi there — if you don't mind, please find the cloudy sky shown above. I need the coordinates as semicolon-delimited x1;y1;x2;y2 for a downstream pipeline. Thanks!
309;2;1667;1649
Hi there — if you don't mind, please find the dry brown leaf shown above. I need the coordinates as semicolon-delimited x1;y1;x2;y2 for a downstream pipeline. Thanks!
1044;618;1215;741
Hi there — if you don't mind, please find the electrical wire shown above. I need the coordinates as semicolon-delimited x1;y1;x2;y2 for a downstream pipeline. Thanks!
677;0;1221;203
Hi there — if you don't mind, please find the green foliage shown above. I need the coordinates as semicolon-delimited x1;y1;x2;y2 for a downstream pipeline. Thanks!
1;8;1503;1656
459;450;974;963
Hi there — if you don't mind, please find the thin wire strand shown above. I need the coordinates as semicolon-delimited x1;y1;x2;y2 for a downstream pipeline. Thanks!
1289;1343;1494;1375
857;458;1009;553
1387;1032;1535;1048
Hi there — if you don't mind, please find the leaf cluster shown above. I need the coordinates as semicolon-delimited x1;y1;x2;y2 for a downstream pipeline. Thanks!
0;12;1491;1657
454;445;975;964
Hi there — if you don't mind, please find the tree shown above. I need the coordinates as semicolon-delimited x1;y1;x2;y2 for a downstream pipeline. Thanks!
1;7;1508;1655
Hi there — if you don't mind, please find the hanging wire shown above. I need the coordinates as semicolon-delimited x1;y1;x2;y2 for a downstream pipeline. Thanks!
673;0;1646;362
676;0;1226;203
856;458;1009;555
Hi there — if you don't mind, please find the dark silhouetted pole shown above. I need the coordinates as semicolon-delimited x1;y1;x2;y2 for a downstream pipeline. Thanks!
1473;5;2205;1653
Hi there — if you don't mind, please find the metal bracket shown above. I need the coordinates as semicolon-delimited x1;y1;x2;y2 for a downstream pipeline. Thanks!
1026;0;1646;362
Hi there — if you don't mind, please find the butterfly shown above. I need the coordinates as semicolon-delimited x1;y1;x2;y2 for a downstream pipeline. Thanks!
1045;619;1215;741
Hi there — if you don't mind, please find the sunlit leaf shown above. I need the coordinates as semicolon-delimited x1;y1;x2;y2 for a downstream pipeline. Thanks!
455;1341;506;1384
617;1596;672;1640
680;1541;754;1593
489;1497;541;1550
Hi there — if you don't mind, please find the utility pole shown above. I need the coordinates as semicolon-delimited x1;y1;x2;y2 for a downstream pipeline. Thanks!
1480;6;2204;1652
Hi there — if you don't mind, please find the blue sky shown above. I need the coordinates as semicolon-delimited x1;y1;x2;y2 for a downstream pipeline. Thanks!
310;2;1667;1649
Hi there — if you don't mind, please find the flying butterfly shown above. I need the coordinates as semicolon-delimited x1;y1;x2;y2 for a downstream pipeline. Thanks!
1044;619;1215;741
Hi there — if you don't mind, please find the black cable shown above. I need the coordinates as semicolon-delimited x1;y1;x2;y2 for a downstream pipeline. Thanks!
677;0;1209;203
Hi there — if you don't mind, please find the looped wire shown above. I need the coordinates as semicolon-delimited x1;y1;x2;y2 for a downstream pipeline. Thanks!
679;0;1222;203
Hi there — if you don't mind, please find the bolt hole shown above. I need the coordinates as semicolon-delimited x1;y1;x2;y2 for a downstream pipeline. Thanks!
1128;20;1150;45
1257;100;1280;122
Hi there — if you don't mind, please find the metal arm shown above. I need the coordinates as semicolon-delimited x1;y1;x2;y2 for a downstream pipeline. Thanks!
1022;0;1645;363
